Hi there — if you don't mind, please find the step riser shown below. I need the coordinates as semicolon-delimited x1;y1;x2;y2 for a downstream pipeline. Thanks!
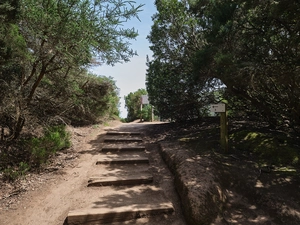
96;159;149;165
106;132;141;136
104;139;143;143
67;205;174;225
87;178;153;187
101;148;145;153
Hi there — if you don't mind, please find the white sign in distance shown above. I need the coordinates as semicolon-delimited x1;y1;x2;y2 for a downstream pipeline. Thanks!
141;95;149;104
210;103;226;113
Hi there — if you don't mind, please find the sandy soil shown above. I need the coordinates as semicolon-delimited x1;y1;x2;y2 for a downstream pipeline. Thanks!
0;121;186;225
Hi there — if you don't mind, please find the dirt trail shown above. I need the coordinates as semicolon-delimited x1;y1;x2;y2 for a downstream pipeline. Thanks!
0;121;186;225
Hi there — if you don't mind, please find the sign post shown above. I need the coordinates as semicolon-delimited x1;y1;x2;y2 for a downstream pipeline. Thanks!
151;105;154;122
210;103;228;153
140;102;142;122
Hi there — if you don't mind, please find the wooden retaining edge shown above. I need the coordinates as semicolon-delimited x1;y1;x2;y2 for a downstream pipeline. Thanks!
67;202;174;225
87;174;153;187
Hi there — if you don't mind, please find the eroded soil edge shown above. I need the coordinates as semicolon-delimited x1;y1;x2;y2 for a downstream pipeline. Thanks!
159;141;300;225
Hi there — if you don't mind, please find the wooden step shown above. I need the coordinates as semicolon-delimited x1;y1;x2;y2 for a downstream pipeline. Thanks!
106;131;141;136
87;173;153;187
101;145;145;152
104;137;143;143
67;202;174;224
96;156;149;165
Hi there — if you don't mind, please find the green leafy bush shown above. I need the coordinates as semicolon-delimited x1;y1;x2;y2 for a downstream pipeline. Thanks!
0;126;70;181
2;162;30;181
141;105;152;122
2;167;19;182
26;125;70;166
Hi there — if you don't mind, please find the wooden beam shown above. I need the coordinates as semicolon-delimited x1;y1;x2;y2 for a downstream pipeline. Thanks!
87;174;153;187
106;131;141;136
104;137;143;143
101;146;145;152
67;203;174;224
96;157;149;165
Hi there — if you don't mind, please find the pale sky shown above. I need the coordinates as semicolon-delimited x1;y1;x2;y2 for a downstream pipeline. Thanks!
90;0;156;118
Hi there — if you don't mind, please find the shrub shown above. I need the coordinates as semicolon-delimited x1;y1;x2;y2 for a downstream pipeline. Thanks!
2;162;30;181
26;125;70;166
0;125;70;181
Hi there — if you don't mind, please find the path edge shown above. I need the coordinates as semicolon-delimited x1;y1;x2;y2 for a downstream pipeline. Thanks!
158;141;226;225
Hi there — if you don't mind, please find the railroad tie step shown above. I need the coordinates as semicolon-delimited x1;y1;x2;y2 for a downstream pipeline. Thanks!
87;173;153;187
67;202;174;225
96;156;149;165
106;131;141;136
101;145;145;153
103;137;143;143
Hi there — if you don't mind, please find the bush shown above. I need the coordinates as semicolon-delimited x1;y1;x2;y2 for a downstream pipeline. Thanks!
0;125;71;181
2;162;30;182
26;125;70;166
141;105;152;122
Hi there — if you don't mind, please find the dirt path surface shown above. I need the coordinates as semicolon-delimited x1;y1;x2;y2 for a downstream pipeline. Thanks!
1;120;300;225
0;121;186;225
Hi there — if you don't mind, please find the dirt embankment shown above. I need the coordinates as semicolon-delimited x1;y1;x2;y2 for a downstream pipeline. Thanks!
159;141;225;225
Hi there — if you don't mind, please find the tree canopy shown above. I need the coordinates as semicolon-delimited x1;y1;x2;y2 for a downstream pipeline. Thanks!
0;0;143;141
146;0;220;121
124;88;149;122
147;0;300;131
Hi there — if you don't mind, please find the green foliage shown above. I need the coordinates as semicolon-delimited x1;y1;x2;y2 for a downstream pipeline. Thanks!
0;125;70;181
0;0;141;141
26;125;70;166
18;161;30;176
61;73;121;125
141;104;152;122
146;1;223;121
190;0;300;129
124;88;148;122
146;58;220;121
0;0;139;179
230;130;299;166
148;0;300;131
2;167;20;182
120;118;127;123
2;162;30;182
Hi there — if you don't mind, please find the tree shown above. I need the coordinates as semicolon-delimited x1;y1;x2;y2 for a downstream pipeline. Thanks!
146;0;216;121
20;0;142;103
191;0;300;129
33;69;120;126
124;89;148;122
148;0;300;130
0;0;143;141
0;0;29;141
